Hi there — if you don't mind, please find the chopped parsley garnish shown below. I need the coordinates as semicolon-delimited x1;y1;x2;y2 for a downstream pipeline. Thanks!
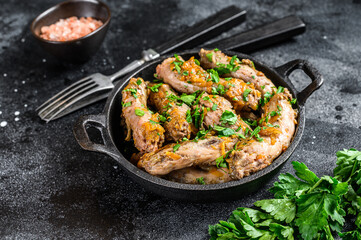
163;102;173;112
220;110;237;126
136;79;142;85
260;91;275;106
213;48;219;52
121;101;132;108
172;54;184;74
149;119;160;125
194;59;200;65
182;71;189;76
249;126;263;142
277;86;285;93
196;177;205;185
290;98;297;105
174;54;183;62
173;144;181;152
135;109;145;117
267;123;280;128
261;85;266;89
216;149;233;168
179;93;196;106
244;119;257;127
186;109;192;123
123;88;138;98
211;84;226;95
264;91;273;98
212;104;218;111
251;75;256;79
158;114;167;122
270;105;282;117
214;125;235;137
243;88;252;102
214;56;240;75
193;128;212;142
207;69;220;83
148;83;163;93
194;91;205;105
193;106;205;129
206;52;213;62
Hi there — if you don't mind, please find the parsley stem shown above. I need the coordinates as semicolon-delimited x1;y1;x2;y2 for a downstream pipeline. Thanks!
347;159;359;183
307;179;323;194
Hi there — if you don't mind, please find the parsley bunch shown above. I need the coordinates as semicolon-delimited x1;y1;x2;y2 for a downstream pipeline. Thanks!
209;148;361;240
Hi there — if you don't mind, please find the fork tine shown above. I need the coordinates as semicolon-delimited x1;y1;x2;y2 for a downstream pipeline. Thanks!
39;83;97;120
42;88;106;122
36;76;94;111
37;79;96;116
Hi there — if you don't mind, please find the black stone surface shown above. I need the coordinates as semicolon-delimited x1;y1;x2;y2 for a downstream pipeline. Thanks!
1;0;361;239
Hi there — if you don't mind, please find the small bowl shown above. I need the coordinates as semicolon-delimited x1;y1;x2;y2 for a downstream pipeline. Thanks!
31;0;111;62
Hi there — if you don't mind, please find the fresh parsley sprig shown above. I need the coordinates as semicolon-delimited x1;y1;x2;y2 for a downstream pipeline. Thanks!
209;149;361;240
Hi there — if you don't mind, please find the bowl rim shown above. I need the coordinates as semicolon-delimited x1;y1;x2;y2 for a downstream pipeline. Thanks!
30;0;111;44
104;49;306;191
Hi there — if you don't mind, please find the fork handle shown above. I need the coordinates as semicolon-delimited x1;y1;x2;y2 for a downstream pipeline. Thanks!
109;59;145;82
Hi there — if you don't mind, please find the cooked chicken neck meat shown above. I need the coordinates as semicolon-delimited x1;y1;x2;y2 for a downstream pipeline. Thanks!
194;92;250;135
148;83;192;142
229;93;296;179
166;166;232;184
199;48;276;97
121;78;165;153
156;56;260;111
138;136;238;175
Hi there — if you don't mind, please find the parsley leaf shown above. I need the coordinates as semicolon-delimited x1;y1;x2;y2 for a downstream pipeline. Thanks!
254;199;296;223
148;83;163;93
243;89;252;102
186;109;192;123
149;119;160;125
196;177;205;185
277;86;285;93
220;110;237;126
123;88;138;98
179;93;196;106
173;144;181;152
207;69;220;83
212;104;218;111
122;101;132;108
206;52;213;62
135;109;145;117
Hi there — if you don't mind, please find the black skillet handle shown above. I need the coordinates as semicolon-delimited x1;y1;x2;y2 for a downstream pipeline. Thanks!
274;59;324;105
153;6;246;55
205;15;305;53
73;114;120;160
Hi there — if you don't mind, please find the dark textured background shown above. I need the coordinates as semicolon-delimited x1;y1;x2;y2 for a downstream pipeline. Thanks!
1;0;361;239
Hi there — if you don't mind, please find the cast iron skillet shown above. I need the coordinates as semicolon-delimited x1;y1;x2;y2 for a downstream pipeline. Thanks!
73;49;323;202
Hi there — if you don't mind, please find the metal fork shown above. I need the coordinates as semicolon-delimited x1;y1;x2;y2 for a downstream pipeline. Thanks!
37;49;159;122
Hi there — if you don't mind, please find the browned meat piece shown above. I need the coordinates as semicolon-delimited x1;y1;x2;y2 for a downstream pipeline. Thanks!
121;78;165;153
138;136;238;175
156;56;260;111
199;48;276;97
166;166;231;184
229;93;296;179
148;83;192;142
195;93;250;134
